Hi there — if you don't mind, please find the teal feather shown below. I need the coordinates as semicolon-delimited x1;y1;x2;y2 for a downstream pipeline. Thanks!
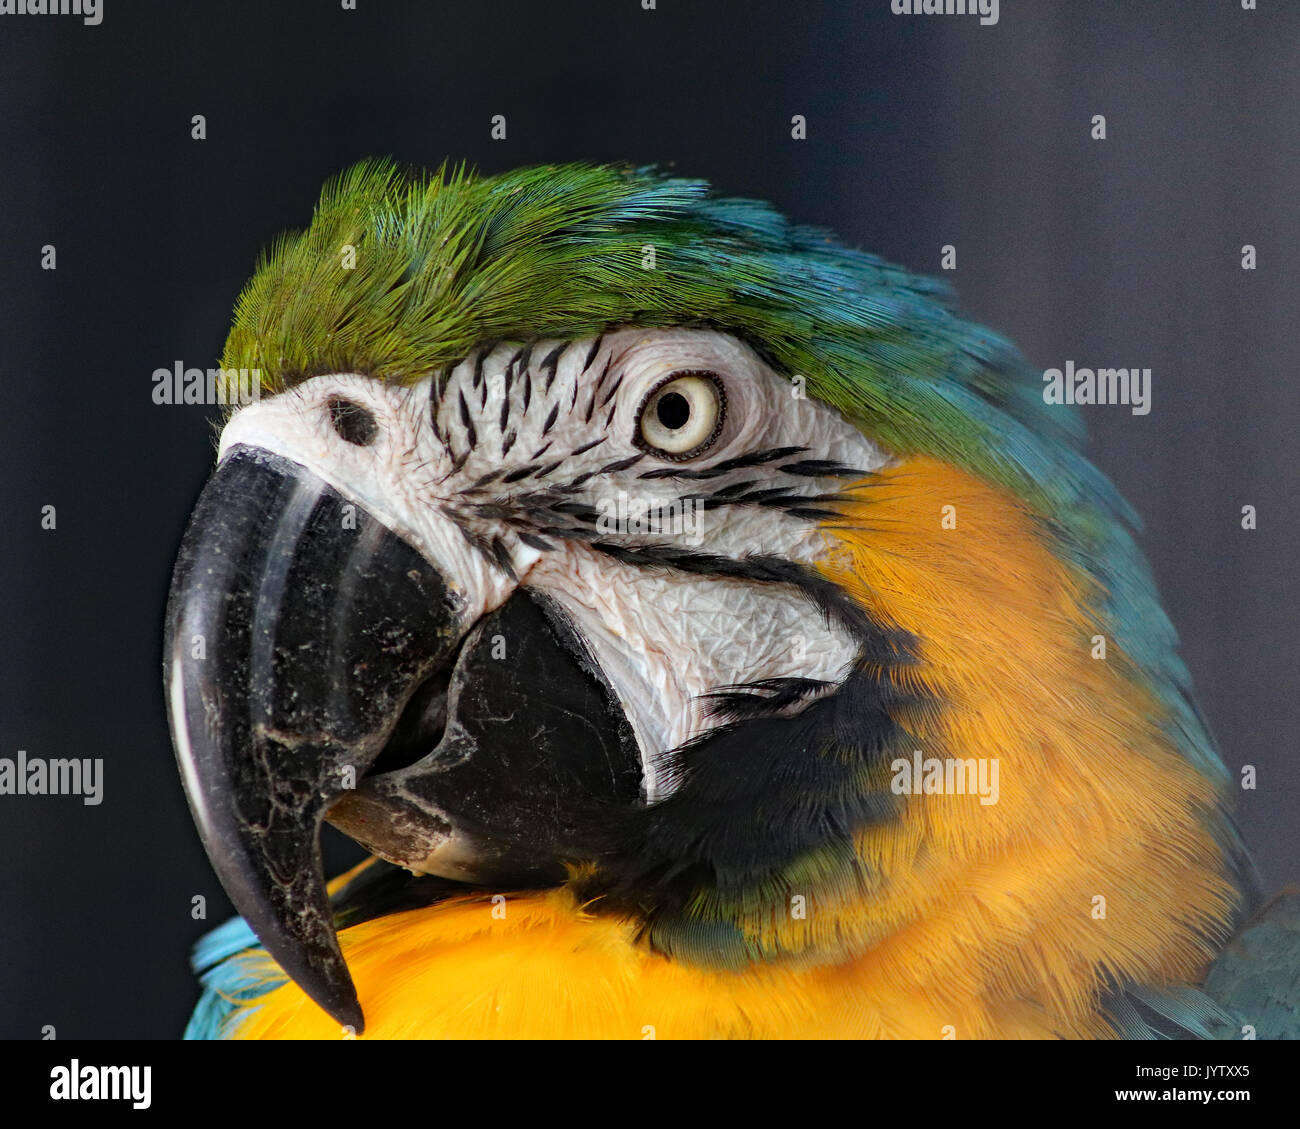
1204;890;1300;1039
184;917;284;1040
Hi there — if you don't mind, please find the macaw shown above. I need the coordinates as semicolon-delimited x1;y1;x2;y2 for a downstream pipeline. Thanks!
166;160;1298;1040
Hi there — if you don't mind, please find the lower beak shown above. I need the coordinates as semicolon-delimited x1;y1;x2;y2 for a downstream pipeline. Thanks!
163;445;462;1031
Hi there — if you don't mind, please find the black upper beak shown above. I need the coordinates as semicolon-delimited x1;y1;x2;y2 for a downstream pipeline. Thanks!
164;445;462;1031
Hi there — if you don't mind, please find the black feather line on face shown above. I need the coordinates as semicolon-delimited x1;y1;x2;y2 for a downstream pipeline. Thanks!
783;506;842;521
776;460;866;478
596;453;644;475
451;519;502;570
728;486;798;504
444;504;524;580
489;535;517;581
516;531;555;552
516;340;535;378
598;372;623;408
458;389;477;452
710;479;758;498
549;500;603;524
541;402;559;437
701;677;834;721
429;386;445;446
638;447;809;481
447;449;470;477
539;343;565;393
431;366;449;407
503;345;522;406
473;343;496;391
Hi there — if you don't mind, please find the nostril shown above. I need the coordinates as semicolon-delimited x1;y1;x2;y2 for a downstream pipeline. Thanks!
328;397;379;446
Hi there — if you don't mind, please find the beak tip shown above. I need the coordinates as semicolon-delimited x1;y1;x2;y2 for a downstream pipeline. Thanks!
332;998;366;1035
275;935;367;1033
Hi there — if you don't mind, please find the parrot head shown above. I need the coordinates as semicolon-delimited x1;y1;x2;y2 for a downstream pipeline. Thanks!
166;161;1242;1037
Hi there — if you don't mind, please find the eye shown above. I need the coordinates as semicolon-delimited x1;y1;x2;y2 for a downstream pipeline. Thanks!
327;396;378;447
635;371;726;459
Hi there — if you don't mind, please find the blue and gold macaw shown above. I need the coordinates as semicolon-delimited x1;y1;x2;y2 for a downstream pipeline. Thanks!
166;160;1298;1039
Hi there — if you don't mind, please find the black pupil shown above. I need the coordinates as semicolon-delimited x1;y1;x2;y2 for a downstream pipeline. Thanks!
656;391;691;430
328;396;378;446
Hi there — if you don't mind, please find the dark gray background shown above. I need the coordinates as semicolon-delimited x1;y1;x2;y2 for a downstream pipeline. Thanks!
0;0;1295;1038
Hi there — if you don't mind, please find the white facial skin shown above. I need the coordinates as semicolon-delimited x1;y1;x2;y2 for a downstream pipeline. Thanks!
218;328;892;800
